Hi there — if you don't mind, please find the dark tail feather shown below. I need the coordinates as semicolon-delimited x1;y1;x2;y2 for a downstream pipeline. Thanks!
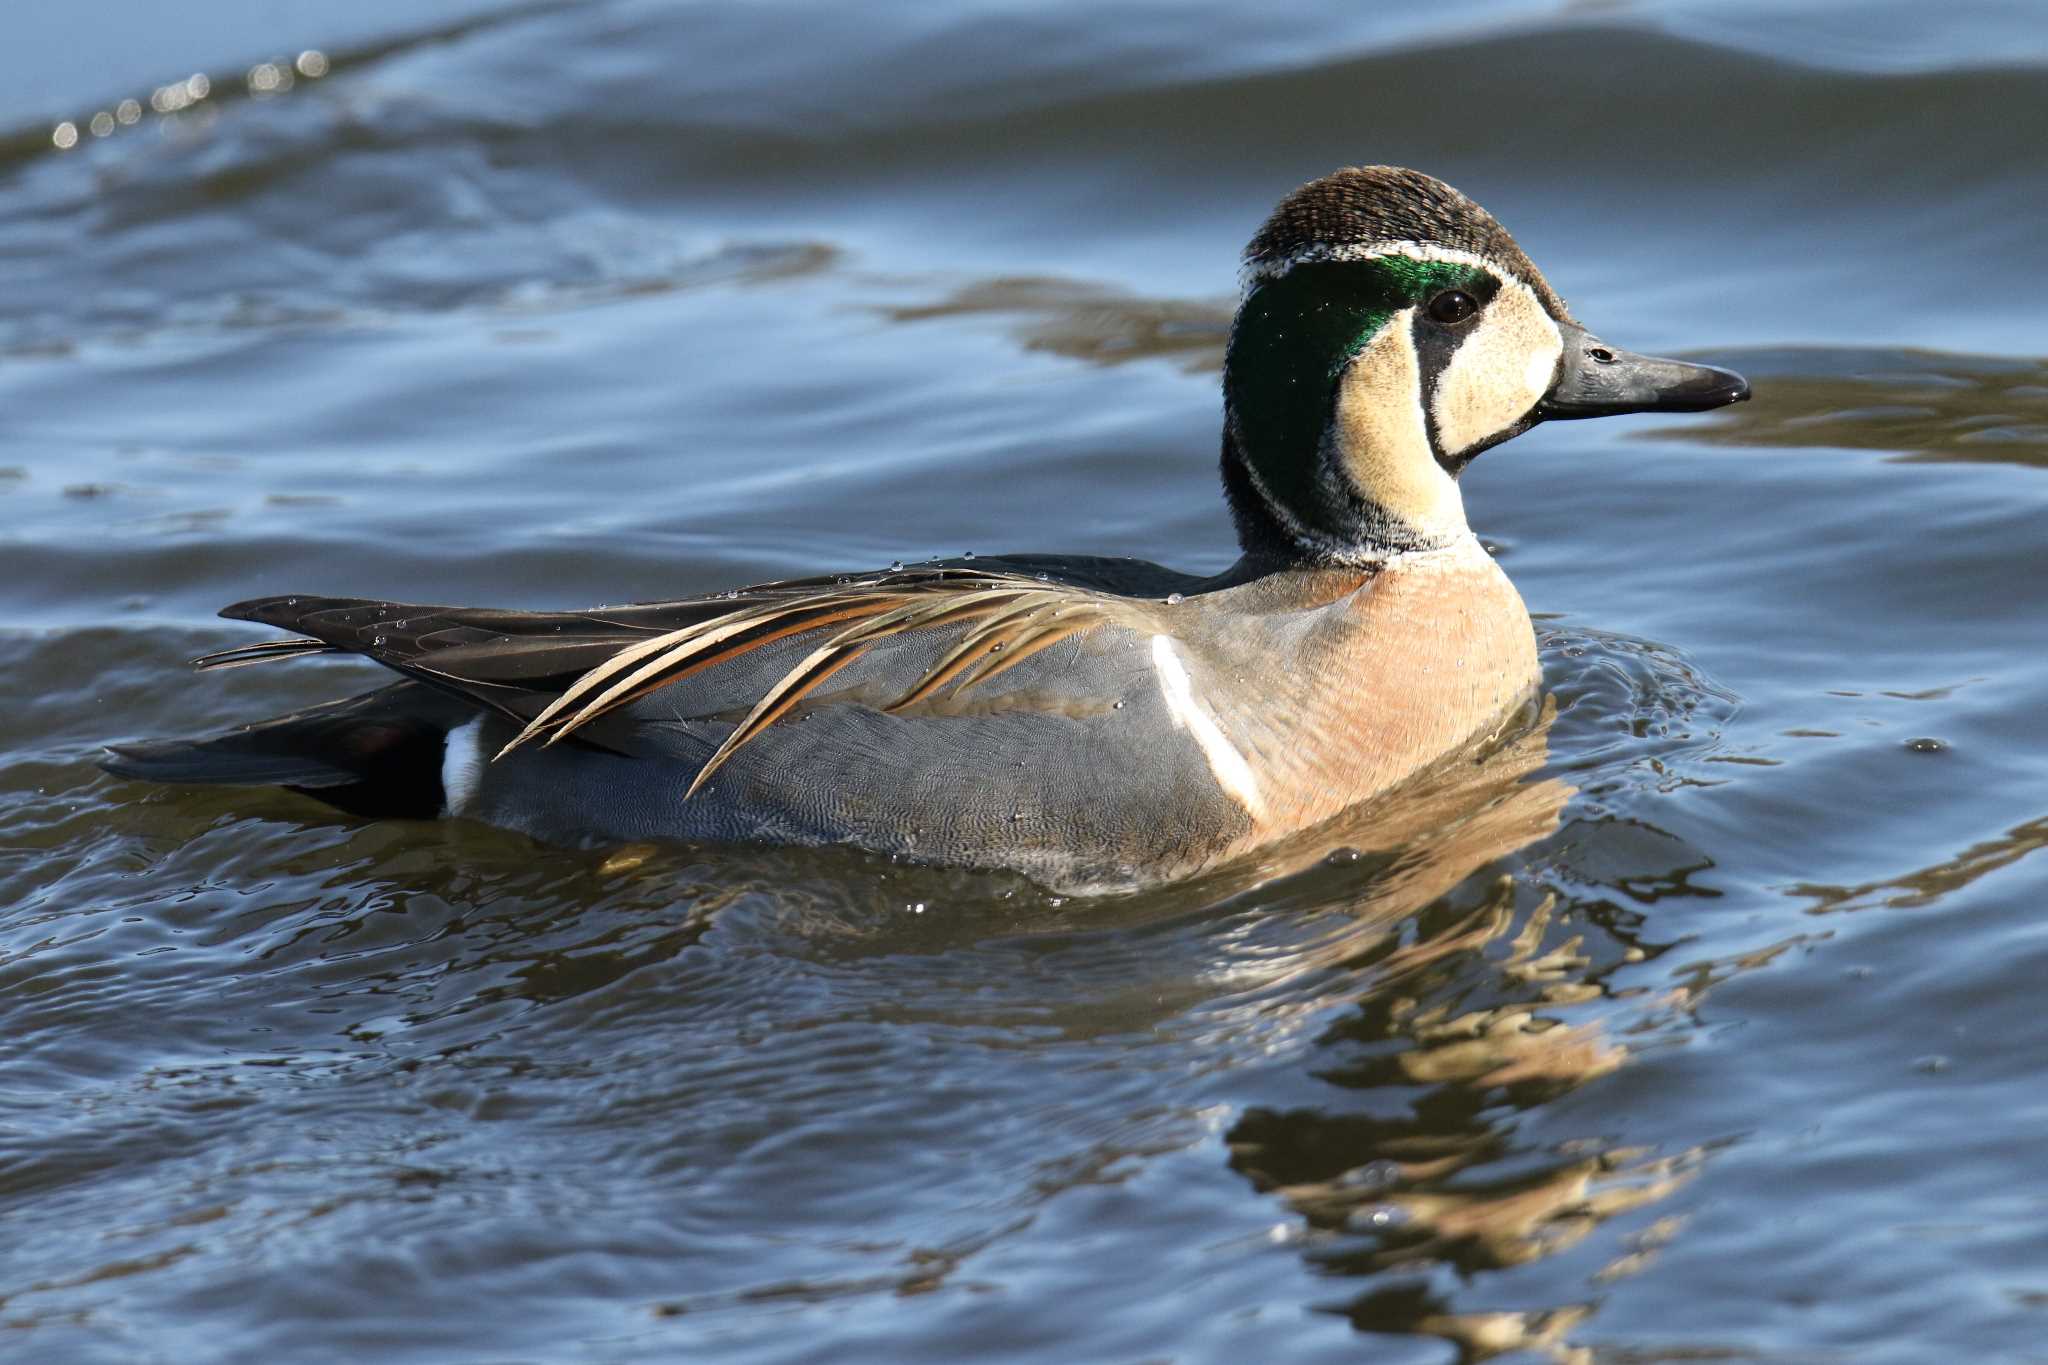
100;682;477;820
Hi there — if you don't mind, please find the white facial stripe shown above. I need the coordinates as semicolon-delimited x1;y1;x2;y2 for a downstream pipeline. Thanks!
1150;635;1267;821
1429;276;1563;457
1240;239;1500;292
1329;309;1468;543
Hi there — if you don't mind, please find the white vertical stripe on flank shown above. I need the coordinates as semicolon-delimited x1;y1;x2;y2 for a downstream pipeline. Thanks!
1150;635;1266;821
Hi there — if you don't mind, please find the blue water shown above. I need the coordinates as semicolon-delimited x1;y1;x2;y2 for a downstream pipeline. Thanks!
5;2;2048;1360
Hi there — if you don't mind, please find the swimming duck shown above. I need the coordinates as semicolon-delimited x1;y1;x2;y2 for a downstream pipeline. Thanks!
102;166;1748;891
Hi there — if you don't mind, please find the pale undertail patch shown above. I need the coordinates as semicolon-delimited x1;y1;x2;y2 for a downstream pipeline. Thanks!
1150;635;1267;822
441;716;485;816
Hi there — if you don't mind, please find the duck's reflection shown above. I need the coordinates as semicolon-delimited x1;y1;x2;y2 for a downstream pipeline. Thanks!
240;669;1722;1364
1185;710;1722;1362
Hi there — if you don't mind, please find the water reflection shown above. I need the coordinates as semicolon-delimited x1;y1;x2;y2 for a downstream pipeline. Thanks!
883;276;1228;373
1652;346;2048;468
1199;682;1737;1360
1227;872;1715;1360
1792;812;2048;915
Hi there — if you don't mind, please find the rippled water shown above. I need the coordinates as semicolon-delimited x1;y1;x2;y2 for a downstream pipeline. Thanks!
6;2;2048;1360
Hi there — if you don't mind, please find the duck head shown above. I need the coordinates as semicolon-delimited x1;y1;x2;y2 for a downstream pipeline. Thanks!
1222;166;1748;562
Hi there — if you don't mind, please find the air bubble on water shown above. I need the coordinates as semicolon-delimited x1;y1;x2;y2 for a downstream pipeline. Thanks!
1905;737;1948;754
961;550;975;561
1337;1160;1401;1190
1035;572;1050;582
286;597;299;606
1345;1203;1410;1232
1165;592;1183;605
1112;699;1125;710
889;560;903;572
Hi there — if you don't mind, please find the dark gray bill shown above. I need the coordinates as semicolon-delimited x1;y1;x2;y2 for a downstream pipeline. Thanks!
1536;322;1750;420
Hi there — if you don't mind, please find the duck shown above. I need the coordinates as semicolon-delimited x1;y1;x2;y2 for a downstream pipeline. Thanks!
101;166;1748;892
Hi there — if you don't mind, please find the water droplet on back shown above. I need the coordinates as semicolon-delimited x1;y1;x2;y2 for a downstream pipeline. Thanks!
1165;592;1184;606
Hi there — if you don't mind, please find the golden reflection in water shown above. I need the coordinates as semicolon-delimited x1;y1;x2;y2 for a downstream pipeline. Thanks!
1793;812;2048;914
884;276;1230;373
1651;349;2048;467
1181;707;1716;1363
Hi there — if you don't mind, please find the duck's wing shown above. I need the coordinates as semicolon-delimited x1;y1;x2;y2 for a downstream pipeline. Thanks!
206;564;1169;794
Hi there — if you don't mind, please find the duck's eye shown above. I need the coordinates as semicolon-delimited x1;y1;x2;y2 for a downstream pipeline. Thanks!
1427;290;1478;325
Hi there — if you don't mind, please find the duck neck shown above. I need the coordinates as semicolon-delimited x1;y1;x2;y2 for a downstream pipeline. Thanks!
1219;426;1467;569
1222;262;1484;566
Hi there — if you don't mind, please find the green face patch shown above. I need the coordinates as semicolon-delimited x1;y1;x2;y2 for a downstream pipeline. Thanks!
1225;256;1489;546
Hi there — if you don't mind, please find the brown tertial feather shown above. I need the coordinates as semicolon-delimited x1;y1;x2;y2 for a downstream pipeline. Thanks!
497;573;1138;782
880;593;1054;709
501;593;904;757
947;618;1088;694
528;596;918;750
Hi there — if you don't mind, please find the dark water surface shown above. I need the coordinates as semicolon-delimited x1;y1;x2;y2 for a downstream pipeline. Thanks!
6;2;2048;1360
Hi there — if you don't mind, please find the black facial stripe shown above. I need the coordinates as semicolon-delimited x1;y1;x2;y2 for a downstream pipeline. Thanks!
1410;317;1459;461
